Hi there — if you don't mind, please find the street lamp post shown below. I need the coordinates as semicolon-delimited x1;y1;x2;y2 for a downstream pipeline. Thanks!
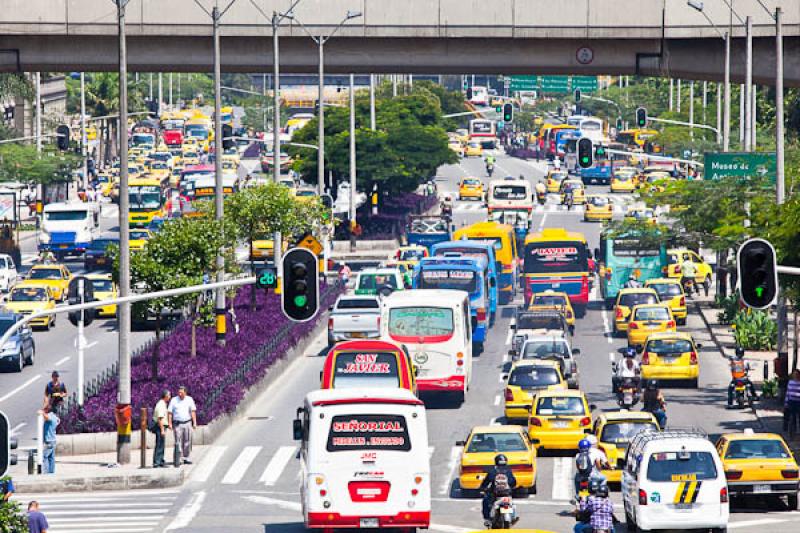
80;73;88;191
349;73;356;252
744;16;752;151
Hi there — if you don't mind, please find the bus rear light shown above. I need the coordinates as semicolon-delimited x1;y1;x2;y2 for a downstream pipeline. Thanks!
529;417;542;427
414;476;423;484
320;489;327;497
411;488;419;496
457;359;464;367
457;352;464;359
315;476;325;485
690;352;698;364
476;308;487;322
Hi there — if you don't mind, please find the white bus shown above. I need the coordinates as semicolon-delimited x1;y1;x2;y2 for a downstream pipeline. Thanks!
577;116;605;144
469;85;489;106
469;119;497;149
294;388;431;530
381;289;472;402
487;178;533;214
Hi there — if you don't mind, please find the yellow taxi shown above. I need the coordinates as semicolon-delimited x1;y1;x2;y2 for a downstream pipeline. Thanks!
666;248;713;288
545;170;567;193
127;164;143;179
529;290;575;328
644;278;687;325
593;411;660;483
458;177;484;201
25;264;72;302
627;303;676;349
182;138;199;152
638;171;673;192
583;194;613;222
640;331;700;387
448;138;465;157
458;425;537;494
129;229;153;251
613;288;660;335
87;273;118;318
250;239;289;261
504;360;567;421
489;96;504;108
454;129;470;144
527;389;593;451
3;283;57;329
147;161;171;182
624;206;658;225
559;180;585;205
464;140;483;158
715;430;799;508
170;167;183;188
610;168;638;193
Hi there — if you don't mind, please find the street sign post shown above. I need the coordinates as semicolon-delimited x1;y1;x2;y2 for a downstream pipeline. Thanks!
704;152;777;183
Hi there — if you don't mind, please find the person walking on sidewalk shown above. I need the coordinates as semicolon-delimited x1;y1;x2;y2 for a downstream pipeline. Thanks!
784;370;800;434
27;501;49;533
168;386;197;466
43;371;67;410
152;389;171;468
38;406;59;474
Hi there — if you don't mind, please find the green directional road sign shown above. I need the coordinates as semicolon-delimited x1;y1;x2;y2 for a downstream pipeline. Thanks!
538;76;570;94
703;152;777;183
508;75;537;91
570;76;598;93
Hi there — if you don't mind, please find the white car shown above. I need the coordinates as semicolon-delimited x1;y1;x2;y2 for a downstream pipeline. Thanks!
0;254;18;292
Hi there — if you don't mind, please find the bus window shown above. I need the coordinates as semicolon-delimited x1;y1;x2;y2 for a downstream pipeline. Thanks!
332;351;401;389
419;270;478;292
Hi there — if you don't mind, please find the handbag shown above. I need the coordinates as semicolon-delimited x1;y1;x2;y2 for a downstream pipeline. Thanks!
148;419;159;434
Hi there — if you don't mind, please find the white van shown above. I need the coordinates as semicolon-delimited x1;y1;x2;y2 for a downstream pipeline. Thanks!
39;202;99;257
381;289;472;402
487;178;533;214
294;388;431;531
622;428;729;532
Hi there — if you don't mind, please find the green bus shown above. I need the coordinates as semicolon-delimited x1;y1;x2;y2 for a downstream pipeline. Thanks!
595;231;668;306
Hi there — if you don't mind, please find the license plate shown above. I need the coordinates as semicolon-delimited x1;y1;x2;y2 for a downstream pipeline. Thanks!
96;258;106;264
350;332;365;338
753;484;771;494
360;518;379;528
59;245;68;249
551;420;569;428
500;507;513;514
674;503;694;511
552;283;561;288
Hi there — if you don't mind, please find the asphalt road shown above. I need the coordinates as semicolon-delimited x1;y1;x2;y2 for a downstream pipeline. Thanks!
12;151;800;532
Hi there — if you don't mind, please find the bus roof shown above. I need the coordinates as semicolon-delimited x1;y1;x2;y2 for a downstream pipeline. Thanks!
489;178;528;187
192;174;238;188
306;387;422;407
43;202;97;212
383;288;468;307
619;128;659;136
433;241;495;252
181;164;215;174
454;220;514;236
525;227;587;244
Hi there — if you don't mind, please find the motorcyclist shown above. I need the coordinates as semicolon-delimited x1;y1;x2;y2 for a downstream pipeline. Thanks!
679;256;698;295
728;346;758;407
564;187;575;210
480;454;517;526
623;274;641;289
485;154;496;173
534;180;546;204
612;347;641;396
642;379;668;428
574;482;615;533
37;250;56;264
574;438;608;497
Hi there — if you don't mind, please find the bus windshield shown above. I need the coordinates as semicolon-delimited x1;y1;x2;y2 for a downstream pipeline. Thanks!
130;186;162;210
388;307;454;339
419;269;478;293
525;241;588;274
332;351;401;389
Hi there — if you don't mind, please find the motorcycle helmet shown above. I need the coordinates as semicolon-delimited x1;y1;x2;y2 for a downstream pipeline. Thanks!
595;483;610;498
735;346;745;358
647;379;658;390
624;347;637;358
494;454;508;466
578;438;591;451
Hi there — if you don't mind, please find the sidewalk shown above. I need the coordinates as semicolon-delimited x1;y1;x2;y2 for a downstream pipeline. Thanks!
7;445;210;492
694;288;800;450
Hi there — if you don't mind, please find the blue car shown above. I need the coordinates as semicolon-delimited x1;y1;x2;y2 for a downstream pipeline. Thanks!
0;312;35;372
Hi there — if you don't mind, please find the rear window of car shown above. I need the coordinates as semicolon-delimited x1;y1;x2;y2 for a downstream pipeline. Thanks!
337;298;380;310
533;295;567;306
509;366;560;389
649;283;682;297
724;439;791;460
535;396;585;416
619;293;658;307
646;451;717;482
646;338;693;355
467;432;528;453
634;307;671;321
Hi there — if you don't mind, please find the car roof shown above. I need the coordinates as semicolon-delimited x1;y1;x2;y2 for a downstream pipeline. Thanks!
644;331;693;341
510;359;561;370
86;273;113;280
598;411;657;423
645;278;681;285
535;389;585;399
631;303;671;311
534;290;569;298
14;281;49;290
721;432;787;442
30;264;64;270
469;425;526;435
618;288;658;295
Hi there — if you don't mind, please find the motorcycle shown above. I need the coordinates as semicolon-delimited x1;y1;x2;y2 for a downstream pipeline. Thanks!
488;494;517;529
617;377;640;410
536;190;546;205
486;163;495;177
681;277;695;297
733;377;754;408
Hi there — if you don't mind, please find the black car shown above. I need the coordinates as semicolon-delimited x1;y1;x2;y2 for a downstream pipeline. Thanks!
84;234;120;271
0;312;35;372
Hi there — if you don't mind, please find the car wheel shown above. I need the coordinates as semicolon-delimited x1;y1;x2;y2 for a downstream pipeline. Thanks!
678;317;687;326
788;493;798;510
14;354;23;373
25;348;34;366
689;378;699;388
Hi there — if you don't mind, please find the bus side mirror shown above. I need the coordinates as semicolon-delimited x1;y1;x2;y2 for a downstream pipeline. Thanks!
594;247;600;260
490;278;496;288
293;419;304;441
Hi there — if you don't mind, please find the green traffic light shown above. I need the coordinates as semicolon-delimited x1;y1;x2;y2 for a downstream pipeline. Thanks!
755;286;764;298
294;295;308;307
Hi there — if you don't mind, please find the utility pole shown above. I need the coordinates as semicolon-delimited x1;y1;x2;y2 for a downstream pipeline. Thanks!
744;16;752;151
369;74;376;130
716;82;722;145
35;73;41;153
81;73;88;191
158;73;163;116
702;80;707;125
689;80;694;140
775;6;784;203
739;84;745;148
169;73;174;108
676;79;681;113
113;0;132;466
751;86;757;149
349;73;356;252
669;78;674;111
149;73;153;101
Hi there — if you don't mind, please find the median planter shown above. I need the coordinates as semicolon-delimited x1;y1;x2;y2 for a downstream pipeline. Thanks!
60;282;341;435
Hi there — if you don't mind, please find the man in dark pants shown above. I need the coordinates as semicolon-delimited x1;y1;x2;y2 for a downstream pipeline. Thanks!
479;454;517;526
152;389;171;468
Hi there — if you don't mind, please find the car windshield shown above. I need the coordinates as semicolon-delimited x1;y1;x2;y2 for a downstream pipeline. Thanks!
45;210;88;221
29;269;62;280
463;179;481;186
91;279;114;292
646;451;717;482
649;283;682;297
589;196;609;206
516;314;564;331
535;396;585;416
466;432;528;453
724;439;791;460
336;298;380;310
646;338;693;355
600;422;658;444
509;366;560;389
634;307;670;321
0;319;15;334
522;341;569;358
130;231;150;240
11;288;47;301
399;249;426;261
619;293;658;307
388;307;454;338
90;239;118;251
419;269;478;293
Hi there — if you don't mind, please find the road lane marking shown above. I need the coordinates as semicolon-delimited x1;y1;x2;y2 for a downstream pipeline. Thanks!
429;524;472;533
221;446;261;484
439;446;461;495
54;356;70;367
165;490;206;531
537;212;548;230
0;374;41;403
243;494;303;511
10;422;25;436
259;445;297;486
498;373;504;383
189;445;227;483
490;417;500;426
494;394;501;406
552;457;573;501
601;309;613;344
429;445;435;459
729;518;790;529
505;328;513;345
609;352;616;362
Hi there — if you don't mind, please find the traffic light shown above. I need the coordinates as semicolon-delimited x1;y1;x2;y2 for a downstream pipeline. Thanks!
221;124;234;151
577;138;593;169
255;267;278;290
67;276;95;327
495;104;502;113
56;124;71;151
616;117;623;131
635;107;648;128
574;89;581;103
1;410;17;478
281;248;319;322
503;103;513;123
737;238;778;309
466;87;473;100
595;144;606;159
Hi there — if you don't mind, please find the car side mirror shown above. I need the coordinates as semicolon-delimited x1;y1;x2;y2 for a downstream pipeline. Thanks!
589;404;597;411
455;440;466;446
292;419;303;441
510;323;516;331
695;343;703;349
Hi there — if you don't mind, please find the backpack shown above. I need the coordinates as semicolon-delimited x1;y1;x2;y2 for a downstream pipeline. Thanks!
493;472;512;496
575;450;593;476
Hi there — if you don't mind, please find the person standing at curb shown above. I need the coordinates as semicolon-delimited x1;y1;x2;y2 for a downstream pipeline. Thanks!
152;389;171;468
43;371;66;411
38;406;59;474
27;501;49;533
784;369;800;433
168;386;197;466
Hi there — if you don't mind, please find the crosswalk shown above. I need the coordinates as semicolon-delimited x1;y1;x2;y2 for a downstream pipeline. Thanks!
15;489;180;532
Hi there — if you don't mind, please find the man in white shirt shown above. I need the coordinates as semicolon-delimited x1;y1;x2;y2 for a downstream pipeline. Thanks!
167;386;197;465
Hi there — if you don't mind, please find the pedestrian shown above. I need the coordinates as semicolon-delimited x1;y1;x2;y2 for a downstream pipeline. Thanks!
167;386;197;466
39;406;59;474
0;475;13;502
783;369;800;433
43;371;67;410
26;501;49;533
152;389;171;468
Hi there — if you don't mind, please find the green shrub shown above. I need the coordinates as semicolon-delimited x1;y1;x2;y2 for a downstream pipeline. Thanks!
732;309;777;350
761;378;779;399
715;291;740;325
0;499;28;533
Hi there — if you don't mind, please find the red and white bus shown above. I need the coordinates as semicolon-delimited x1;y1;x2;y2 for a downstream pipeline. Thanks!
381;289;472;402
294;388;431;530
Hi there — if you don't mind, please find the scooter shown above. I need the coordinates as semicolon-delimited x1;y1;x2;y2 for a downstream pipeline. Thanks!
487;163;495;177
733;377;755;408
681;277;695;297
617;377;641;410
488;495;517;529
536;190;546;205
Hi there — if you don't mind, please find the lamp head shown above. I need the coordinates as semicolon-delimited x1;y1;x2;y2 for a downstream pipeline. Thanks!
687;0;704;12
346;10;363;19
